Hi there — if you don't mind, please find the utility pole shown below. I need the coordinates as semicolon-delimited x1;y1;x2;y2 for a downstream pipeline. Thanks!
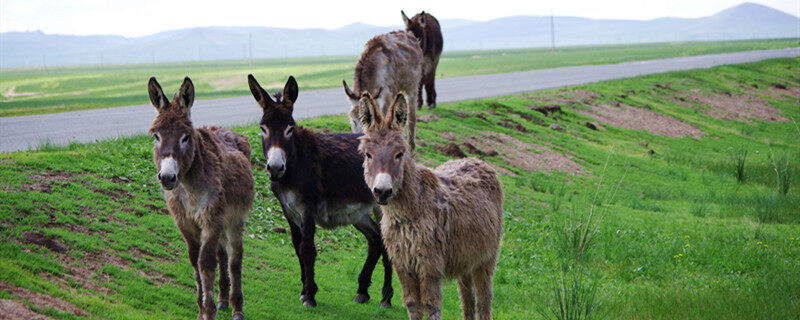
248;33;253;67
550;9;556;52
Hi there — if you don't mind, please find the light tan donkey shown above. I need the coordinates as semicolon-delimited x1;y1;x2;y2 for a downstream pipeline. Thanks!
343;30;422;152
147;77;254;320
356;92;504;320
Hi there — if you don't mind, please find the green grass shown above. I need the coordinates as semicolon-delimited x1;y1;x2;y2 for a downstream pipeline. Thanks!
1;38;798;117
1;57;799;319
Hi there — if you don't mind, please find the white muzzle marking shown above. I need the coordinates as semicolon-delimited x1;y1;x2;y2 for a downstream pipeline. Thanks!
159;157;179;177
374;172;392;191
267;147;286;169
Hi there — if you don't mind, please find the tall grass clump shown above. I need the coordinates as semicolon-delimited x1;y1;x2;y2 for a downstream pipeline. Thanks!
769;152;793;195
538;267;607;320
729;145;748;183
552;152;627;262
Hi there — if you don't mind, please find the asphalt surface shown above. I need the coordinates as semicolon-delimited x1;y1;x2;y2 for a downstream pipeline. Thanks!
2;47;798;152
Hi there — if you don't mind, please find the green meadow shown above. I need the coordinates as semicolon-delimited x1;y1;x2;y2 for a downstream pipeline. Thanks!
1;57;799;319
1;38;798;117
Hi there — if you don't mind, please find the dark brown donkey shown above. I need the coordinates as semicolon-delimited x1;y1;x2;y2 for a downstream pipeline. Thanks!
402;10;443;109
148;77;254;320
248;74;393;308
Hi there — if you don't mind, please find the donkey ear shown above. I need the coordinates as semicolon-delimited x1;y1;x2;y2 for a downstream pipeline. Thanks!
283;76;299;106
357;92;383;131
387;92;408;128
174;77;194;111
148;77;168;111
418;14;426;28
342;80;359;101
401;10;411;27
248;74;274;109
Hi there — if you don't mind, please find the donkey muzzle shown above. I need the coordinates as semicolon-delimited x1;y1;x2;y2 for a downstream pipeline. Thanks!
372;173;394;205
266;147;287;180
158;157;179;190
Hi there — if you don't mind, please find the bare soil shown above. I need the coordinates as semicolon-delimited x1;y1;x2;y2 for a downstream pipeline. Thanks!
677;92;789;123
579;103;706;138
0;299;56;320
0;282;89;317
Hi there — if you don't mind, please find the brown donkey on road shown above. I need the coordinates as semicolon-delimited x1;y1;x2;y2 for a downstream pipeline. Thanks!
343;30;422;152
148;77;254;320
248;74;393;308
402;10;443;109
357;92;504;320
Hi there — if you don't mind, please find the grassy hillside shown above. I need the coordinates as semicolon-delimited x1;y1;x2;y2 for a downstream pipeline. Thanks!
1;38;798;117
1;58;798;319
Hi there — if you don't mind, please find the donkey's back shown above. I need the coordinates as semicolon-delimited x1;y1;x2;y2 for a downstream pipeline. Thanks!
202;126;251;159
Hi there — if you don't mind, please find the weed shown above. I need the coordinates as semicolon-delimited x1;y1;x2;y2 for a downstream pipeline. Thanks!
729;145;748;183
768;151;792;195
538;266;607;320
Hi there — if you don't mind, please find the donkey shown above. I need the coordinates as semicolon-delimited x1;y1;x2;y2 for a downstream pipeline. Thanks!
248;74;393;308
402;10;443;109
343;30;422;152
356;92;504;320
147;77;253;320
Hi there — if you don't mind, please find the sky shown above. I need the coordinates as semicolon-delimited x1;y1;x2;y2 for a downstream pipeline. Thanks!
1;0;798;37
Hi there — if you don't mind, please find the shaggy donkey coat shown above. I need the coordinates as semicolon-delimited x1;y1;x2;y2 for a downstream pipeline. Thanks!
147;77;253;320
343;30;422;152
402;10;443;109
248;75;393;308
357;93;504;320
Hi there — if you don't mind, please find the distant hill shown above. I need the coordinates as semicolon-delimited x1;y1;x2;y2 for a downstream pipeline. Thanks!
2;2;798;68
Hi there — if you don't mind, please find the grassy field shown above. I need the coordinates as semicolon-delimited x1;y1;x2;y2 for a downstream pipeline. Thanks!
1;38;798;117
1;57;799;319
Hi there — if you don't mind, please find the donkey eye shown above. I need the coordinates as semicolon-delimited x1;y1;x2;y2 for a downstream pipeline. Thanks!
395;152;404;160
366;153;373;160
285;126;294;137
153;133;160;141
180;134;190;144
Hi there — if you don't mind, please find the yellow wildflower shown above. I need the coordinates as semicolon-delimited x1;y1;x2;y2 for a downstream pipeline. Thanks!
756;241;762;245
684;244;690;248
678;254;683;257
791;238;795;241
684;235;690;239
764;245;768;248
673;255;679;258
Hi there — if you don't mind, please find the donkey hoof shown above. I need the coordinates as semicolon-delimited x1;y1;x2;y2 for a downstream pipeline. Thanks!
299;294;306;302
353;293;370;304
232;311;245;320
302;297;317;308
216;301;229;311
380;300;392;308
427;103;436;110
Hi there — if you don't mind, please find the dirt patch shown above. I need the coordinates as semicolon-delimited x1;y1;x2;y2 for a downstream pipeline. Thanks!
417;114;439;123
579;104;705;138
0;299;56;320
21;232;69;253
2;87;39;101
768;85;800;101
209;76;246;91
22;171;78;194
677;92;788;123
91;187;133;201
142;203;169;215
531;105;562;115
497;119;530;133
526;89;600;106
435;142;467;158
0;282;89;317
442;131;583;175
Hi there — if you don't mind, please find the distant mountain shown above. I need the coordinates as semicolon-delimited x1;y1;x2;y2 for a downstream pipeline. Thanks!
2;2;797;68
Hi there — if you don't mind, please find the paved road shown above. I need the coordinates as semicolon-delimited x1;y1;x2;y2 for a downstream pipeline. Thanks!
2;47;798;152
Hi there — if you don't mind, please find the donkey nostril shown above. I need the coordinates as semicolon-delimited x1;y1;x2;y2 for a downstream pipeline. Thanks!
280;164;285;172
157;173;162;180
169;175;177;183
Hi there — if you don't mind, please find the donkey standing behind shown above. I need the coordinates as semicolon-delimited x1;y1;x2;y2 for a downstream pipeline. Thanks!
357;92;504;320
343;30;422;152
248;75;393;308
148;77;253;320
402;10;443;109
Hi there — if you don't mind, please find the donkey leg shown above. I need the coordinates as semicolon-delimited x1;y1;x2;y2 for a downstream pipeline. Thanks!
286;220;306;300
352;217;383;304
417;82;424;110
473;263;496;320
396;271;423;320
198;228;221;320
300;214;318;307
179;229;203;316
227;226;245;320
378;222;394;308
424;68;437;109
216;245;230;311
420;275;444;320
458;274;476;320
